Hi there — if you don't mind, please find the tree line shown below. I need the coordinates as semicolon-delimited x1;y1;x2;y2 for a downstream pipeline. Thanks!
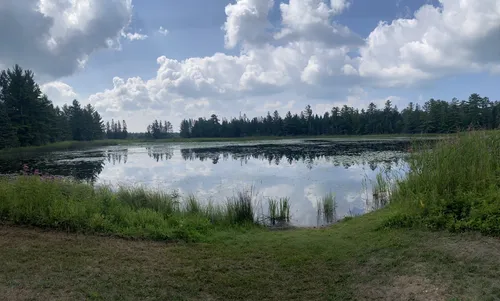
178;94;500;138
0;65;124;149
146;120;173;139
106;119;128;139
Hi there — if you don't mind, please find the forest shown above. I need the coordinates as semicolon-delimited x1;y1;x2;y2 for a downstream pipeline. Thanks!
179;94;500;138
2;65;500;149
0;65;132;150
0;65;108;149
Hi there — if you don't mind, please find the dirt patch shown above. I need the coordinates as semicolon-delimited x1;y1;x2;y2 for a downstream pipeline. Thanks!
427;233;500;263
357;275;450;301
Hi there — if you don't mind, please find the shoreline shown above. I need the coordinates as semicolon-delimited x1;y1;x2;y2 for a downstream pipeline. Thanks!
0;133;444;153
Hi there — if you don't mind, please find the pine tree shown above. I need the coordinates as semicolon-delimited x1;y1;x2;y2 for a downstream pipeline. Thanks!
122;120;128;139
0;101;18;149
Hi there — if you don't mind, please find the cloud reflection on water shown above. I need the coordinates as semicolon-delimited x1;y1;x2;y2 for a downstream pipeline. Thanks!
0;140;410;226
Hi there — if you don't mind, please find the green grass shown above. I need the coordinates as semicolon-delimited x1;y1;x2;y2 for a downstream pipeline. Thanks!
3;131;500;299
2;211;500;300
370;173;393;210
0;140;124;153
268;197;291;226
317;192;337;225
384;130;500;234
0;176;263;242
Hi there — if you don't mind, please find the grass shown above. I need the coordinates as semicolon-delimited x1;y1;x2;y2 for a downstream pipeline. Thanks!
2;130;500;299
0;176;264;242
384;130;500;234
226;189;255;225
2;212;500;300
316;192;337;225
0;140;124;153
268;197;291;226
370;173;393;210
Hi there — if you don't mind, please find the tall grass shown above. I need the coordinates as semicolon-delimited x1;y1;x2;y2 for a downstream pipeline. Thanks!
116;186;180;215
385;131;500;234
268;197;291;226
0;176;262;242
226;189;255;225
369;173;394;211
317;193;336;225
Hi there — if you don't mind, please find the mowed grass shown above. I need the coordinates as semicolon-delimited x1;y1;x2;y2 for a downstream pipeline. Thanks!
2;212;500;300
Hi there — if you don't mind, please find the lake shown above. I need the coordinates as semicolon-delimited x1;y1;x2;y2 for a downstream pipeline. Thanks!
0;138;412;226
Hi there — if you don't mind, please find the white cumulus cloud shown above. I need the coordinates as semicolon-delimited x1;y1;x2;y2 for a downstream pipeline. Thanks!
40;81;78;107
0;0;133;79
359;0;500;86
223;0;274;48
276;0;361;46
76;0;500;131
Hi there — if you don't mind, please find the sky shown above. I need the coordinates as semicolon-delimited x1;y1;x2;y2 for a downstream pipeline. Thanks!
1;0;499;132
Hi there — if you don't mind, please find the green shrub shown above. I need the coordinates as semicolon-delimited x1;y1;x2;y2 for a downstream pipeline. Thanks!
385;131;500;234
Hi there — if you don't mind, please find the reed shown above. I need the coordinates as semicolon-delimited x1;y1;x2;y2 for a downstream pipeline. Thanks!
317;193;336;225
268;197;291;226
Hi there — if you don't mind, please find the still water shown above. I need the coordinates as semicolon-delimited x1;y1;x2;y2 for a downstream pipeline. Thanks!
0;139;411;226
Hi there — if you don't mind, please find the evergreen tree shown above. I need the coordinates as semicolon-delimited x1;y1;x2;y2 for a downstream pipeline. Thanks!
174;94;500;138
122;120;128;139
0;101;18;148
0;64;112;148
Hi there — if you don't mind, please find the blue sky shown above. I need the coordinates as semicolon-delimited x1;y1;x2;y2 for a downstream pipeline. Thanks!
2;0;499;131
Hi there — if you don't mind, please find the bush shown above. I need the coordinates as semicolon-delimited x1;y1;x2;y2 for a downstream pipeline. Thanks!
384;131;500;235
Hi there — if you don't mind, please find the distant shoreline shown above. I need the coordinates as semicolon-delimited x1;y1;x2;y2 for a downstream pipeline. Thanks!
0;133;445;153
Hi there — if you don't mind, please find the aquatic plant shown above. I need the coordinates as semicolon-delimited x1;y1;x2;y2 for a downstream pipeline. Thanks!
268;197;291;226
317;193;336;225
226;189;255;225
371;173;391;210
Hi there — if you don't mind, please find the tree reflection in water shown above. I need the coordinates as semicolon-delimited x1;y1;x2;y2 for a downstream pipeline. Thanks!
177;140;411;170
0;151;106;183
147;147;173;162
106;149;128;165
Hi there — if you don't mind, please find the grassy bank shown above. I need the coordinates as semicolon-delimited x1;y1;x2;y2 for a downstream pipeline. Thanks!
384;130;500;234
0;133;444;154
0;176;273;242
0;140;124;153
146;133;442;143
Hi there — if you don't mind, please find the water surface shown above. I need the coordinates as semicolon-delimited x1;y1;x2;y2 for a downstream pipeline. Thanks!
0;139;411;226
